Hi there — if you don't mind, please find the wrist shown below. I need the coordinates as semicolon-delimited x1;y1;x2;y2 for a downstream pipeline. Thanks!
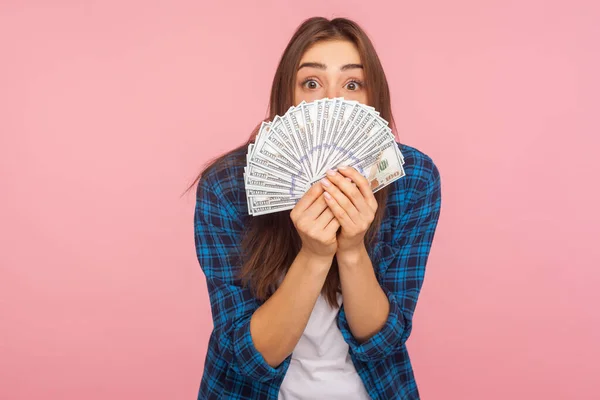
298;248;334;270
336;244;368;266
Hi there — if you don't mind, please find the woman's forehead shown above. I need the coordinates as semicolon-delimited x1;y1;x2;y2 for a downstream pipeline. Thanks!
299;40;362;66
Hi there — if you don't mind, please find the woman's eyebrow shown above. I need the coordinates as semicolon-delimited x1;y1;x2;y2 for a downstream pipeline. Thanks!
297;62;363;71
340;63;363;71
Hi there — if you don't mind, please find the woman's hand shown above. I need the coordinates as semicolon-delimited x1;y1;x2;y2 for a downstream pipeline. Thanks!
290;182;341;260
319;166;378;254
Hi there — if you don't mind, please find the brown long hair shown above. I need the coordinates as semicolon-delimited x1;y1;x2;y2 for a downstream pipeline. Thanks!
184;17;397;309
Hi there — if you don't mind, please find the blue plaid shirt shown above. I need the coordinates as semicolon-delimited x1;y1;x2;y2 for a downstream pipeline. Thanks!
194;142;442;399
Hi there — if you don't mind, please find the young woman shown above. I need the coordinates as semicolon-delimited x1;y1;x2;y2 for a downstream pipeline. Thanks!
190;17;442;400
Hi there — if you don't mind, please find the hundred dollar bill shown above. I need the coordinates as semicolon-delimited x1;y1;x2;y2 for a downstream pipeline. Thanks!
286;103;313;178
318;97;343;174
301;102;318;170
307;140;404;194
248;147;309;185
326;106;371;169
363;146;406;193
351;129;395;161
251;202;297;216
249;197;299;216
253;121;303;173
269;116;303;164
321;113;378;175
331;117;391;169
318;99;359;173
246;188;303;198
243;167;297;215
280;105;312;178
245;170;306;195
245;164;309;193
344;142;405;193
312;99;325;168
315;97;333;175
332;100;360;145
348;138;397;169
245;178;305;196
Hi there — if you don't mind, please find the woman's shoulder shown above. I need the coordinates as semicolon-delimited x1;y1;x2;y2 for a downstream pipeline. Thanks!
196;143;249;219
199;144;247;184
395;141;440;191
386;142;441;209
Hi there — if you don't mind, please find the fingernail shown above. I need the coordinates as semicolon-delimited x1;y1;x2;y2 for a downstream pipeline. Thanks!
326;169;336;176
324;192;332;200
345;177;352;182
321;178;331;187
338;165;348;170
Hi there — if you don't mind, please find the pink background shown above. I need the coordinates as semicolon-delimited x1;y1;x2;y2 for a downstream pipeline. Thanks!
1;1;599;399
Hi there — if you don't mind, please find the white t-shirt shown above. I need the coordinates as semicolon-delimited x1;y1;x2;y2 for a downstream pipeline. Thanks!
278;291;371;399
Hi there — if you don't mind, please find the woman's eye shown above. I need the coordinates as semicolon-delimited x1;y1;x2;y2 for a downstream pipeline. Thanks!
303;79;320;89
345;81;362;91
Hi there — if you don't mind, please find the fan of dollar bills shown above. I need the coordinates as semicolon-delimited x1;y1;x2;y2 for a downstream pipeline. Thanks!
244;97;406;216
